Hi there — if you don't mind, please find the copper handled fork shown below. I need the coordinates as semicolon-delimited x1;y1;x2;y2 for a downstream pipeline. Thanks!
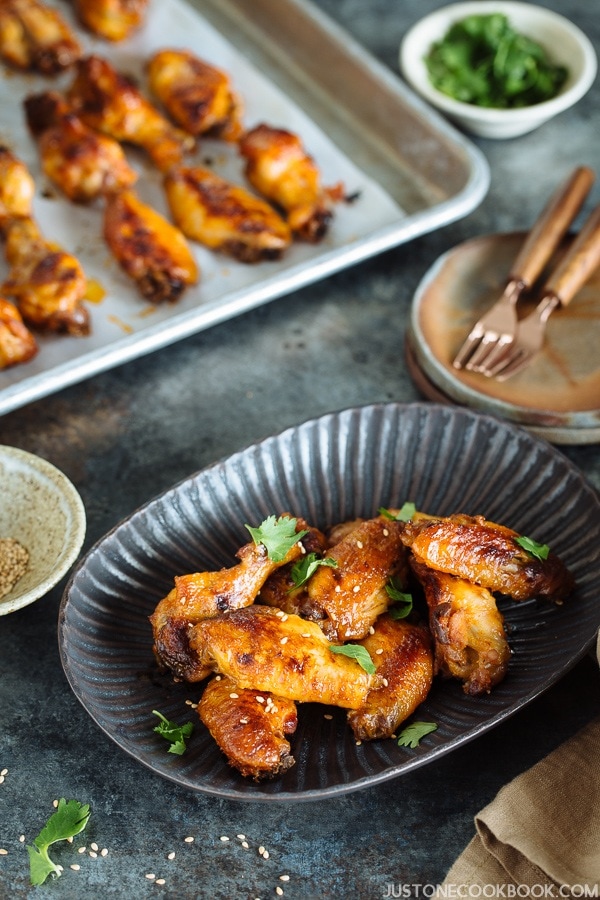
474;202;600;381
452;165;595;371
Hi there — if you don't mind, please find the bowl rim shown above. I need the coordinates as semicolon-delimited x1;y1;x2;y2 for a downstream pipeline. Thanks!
0;445;86;615
399;0;598;122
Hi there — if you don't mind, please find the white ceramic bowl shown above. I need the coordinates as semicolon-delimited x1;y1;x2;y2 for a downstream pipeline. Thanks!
399;1;597;139
0;446;86;615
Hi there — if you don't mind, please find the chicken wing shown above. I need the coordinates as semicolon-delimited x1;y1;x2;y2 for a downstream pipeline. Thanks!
3;216;89;334
24;91;138;203
0;145;35;226
0;296;38;368
147;49;244;141
190;606;372;708
410;559;510;696
198;675;297;780
401;513;575;603
239;123;344;242
150;518;310;681
74;0;148;42
0;0;81;75
163;166;292;263
103;189;198;303
306;515;409;642
347;614;433;740
67;55;194;172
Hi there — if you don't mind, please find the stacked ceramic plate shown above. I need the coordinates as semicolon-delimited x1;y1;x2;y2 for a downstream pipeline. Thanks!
406;232;600;445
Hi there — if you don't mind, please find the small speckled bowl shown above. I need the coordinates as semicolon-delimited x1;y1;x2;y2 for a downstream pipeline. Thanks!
0;446;86;615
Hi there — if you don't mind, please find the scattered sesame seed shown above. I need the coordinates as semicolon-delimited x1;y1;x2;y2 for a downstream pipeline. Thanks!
356;541;363;549
91;842;99;852
89;851;98;858
263;851;270;859
242;841;249;849
239;717;250;724
67;836;74;844
156;879;166;885
258;846;266;855
383;528;389;536
229;692;239;699
356;740;362;745
220;836;229;842
70;864;80;871
145;873;156;880
0;768;7;776
215;675;222;681
53;800;59;808
0;849;8;856
376;648;384;655
281;614;288;622
101;848;108;857
276;888;284;896
279;875;290;881
78;846;86;854
280;637;288;645
256;696;265;704
0;776;4;784
237;834;246;840
271;705;279;713
184;836;194;843
334;585;341;593
301;632;311;638
276;610;285;618
382;678;389;687
19;836;25;843
369;626;375;635
167;852;175;860
324;714;333;720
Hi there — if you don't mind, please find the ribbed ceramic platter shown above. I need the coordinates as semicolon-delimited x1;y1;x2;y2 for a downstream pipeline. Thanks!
58;403;600;801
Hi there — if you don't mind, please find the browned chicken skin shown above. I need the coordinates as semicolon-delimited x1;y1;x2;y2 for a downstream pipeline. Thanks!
410;559;511;696
347;614;433;740
0;0;81;75
148;49;243;141
0;145;35;225
0;296;38;368
163;166;292;263
198;675;297;780
24;91;138;203
67;55;194;172
103;189;198;304
190;606;373;708
401;513;575;602
307;515;409;642
150;519;312;681
239;123;344;242
74;0;148;42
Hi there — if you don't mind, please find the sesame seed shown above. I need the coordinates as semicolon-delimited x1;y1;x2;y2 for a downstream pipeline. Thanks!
356;740;362;745
281;614;288;622
167;852;175;860
239;717;249;724
356;541;363;549
101;848;108;857
242;841;249;849
0;849;7;856
78;846;86;854
89;851;98;858
376;648;384;655
334;585;341;592
324;714;333;720
279;875;290;881
276;610;285;617
369;626;375;635
53;800;59;808
67;836;74;844
302;632;311;638
220;836;229;842
276;888;284;896
382;678;389;687
91;842;99;852
0;768;7;776
0;776;4;784
258;846;266;855
237;834;246;840
263;851;269;859
146;873;156;880
19;836;25;843
280;637;288;645
70;864;81;871
229;692;239;699
215;675;222;681
352;585;360;593
256;696;265;704
271;705;278;713
184;836;194;843
156;879;166;885
383;528;389;536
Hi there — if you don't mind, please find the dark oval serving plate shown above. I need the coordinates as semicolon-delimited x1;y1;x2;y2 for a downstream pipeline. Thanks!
58;403;600;801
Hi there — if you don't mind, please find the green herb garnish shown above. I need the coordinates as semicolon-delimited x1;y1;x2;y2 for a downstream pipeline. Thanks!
386;579;414;619
152;710;194;755
397;721;438;748
290;552;337;588
245;515;309;562
330;643;376;675
27;799;91;885
425;13;568;109
514;535;550;561
379;502;416;522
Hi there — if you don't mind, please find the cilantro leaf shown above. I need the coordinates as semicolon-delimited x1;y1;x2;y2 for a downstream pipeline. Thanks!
515;535;550;561
397;722;438;748
245;515;308;562
330;643;376;674
28;799;90;885
379;502;416;522
152;710;194;755
290;553;337;588
386;579;413;619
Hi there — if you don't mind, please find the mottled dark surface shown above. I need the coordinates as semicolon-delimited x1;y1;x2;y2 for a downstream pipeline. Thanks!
1;0;599;897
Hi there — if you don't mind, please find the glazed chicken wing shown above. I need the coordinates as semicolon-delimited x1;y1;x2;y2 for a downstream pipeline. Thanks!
67;55;194;172
0;0;81;75
411;559;511;696
198;675;297;780
74;0;148;42
3;216;89;334
150;517;311;681
0;296;38;368
306;515;409;642
163;166;291;263
25;91;138;202
347;614;433;740
239;123;344;242
401;513;575;602
190;606;372;708
147;49;243;141
103;189;198;303
0;145;35;226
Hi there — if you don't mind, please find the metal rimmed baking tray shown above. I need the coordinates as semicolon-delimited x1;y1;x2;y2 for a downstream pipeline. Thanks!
0;0;489;416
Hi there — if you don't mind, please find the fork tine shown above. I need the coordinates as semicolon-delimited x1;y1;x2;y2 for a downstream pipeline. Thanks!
452;325;485;369
493;350;533;381
467;333;513;372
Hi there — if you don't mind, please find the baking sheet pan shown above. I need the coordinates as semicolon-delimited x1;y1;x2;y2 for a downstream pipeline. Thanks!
0;0;489;416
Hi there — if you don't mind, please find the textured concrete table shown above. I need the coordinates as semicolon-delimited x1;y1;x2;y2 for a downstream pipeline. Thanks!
1;1;599;897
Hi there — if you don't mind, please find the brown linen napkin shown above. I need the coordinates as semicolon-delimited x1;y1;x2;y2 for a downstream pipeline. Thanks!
440;636;600;893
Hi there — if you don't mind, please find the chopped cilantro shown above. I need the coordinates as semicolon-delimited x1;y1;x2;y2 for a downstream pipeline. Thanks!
290;552;337;588
386;579;414;619
515;535;550;561
330;643;376;674
152;710;194;755
27;799;91;885
397;721;438;748
245;515;308;562
379;502;416;522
